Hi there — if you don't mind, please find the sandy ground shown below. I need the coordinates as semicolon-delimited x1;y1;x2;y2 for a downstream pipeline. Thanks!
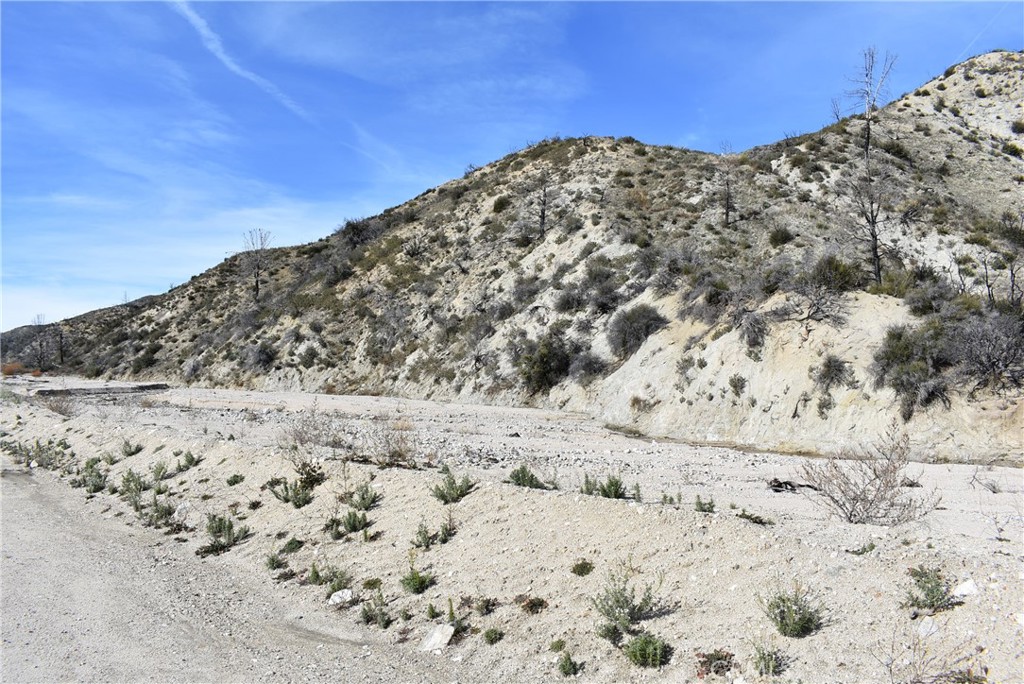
1;375;1021;683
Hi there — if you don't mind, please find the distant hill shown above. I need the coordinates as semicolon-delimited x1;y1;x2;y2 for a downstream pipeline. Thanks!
5;51;1022;461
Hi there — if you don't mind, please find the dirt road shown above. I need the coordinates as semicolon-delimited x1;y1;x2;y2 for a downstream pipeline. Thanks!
0;461;452;683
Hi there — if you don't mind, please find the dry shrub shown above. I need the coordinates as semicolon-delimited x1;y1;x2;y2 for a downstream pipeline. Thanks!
800;424;939;525
2;362;28;376
368;424;417;468
282;405;349;451
41;394;77;418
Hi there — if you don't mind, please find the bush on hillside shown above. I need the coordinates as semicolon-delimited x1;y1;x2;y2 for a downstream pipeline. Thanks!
607;305;668;359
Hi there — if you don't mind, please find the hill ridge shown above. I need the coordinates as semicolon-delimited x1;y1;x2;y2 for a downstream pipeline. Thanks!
4;50;1022;461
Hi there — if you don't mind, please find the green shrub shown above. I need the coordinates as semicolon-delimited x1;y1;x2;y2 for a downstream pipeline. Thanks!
71;458;108;494
753;643;788;676
508;464;549;489
607;305;669;359
412;520;435;550
904;565;960;613
120;469;150;511
695;495;715;513
558;652;583;676
492;195;512;213
516;331;572;394
400;558;435;594
571;559;595;576
342;510;369;533
768;226;795;247
121;439;144;457
872;322;953;420
267;479;315;508
349;482;381;511
549;639;566;652
519;596;548;614
759;582;825;637
808;254;861;292
580;473;632;499
812;354;855;393
728;374;747;396
597;622;622;645
265;553;287;570
591;563;660;632
1011;120;1024;134
483;628;504;645
226;473;244;486
624;633;672;668
431;464;475;504
359;589;392;629
280;537;304;553
196;513;251;557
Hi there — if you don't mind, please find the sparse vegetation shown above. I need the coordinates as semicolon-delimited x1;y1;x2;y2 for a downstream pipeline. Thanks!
737;508;774;525
695;648;735;678
483;628;504;645
359;589;392;629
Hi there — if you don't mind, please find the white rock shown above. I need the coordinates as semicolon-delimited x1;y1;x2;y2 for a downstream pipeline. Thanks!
419;624;455;652
327;589;355;606
917;616;939;638
953;579;979;597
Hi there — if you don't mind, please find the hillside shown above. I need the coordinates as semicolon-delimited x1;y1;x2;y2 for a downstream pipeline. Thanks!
4;51;1023;461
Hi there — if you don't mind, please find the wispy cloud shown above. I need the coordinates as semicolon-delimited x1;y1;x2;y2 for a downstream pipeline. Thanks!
169;1;310;121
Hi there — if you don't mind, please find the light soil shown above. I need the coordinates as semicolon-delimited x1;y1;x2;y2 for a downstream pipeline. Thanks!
1;375;1021;683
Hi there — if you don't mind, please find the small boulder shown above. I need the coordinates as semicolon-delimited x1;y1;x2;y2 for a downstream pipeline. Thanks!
327;589;355;607
418;624;455;652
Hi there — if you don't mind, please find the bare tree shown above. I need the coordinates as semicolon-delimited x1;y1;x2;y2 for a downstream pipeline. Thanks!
717;142;739;228
838;48;898;285
28;314;50;370
53;324;70;365
241;228;272;303
846;171;899;285
848;47;896;168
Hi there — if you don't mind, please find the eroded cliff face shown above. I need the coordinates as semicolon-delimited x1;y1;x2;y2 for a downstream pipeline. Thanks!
5;51;1022;462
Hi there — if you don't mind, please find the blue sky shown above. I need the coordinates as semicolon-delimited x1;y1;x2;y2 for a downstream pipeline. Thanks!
2;2;1021;330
